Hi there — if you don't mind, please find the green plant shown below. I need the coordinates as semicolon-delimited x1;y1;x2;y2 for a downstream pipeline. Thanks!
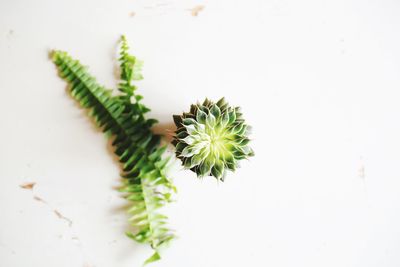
172;98;254;181
51;36;175;265
51;35;254;265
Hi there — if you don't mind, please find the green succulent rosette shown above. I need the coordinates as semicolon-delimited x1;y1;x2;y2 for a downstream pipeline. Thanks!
172;98;254;181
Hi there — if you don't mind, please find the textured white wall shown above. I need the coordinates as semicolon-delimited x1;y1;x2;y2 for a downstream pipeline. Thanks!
1;0;400;266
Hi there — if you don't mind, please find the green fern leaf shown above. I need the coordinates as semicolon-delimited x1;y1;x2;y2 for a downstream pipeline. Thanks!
51;36;175;264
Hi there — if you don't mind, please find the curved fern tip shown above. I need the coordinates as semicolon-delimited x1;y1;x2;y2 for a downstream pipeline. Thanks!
49;50;60;61
172;97;254;181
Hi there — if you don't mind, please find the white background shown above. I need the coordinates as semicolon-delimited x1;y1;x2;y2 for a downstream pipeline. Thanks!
1;0;400;266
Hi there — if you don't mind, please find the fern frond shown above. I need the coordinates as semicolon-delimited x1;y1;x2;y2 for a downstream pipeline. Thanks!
51;38;175;264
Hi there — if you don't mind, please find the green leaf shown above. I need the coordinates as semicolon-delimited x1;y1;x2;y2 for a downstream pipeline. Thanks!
210;104;221;118
144;252;161;265
196;109;207;124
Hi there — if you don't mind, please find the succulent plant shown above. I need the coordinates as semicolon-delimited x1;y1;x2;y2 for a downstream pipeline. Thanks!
173;98;254;181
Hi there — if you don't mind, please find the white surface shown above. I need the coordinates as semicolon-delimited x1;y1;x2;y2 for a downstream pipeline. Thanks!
1;0;400;266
